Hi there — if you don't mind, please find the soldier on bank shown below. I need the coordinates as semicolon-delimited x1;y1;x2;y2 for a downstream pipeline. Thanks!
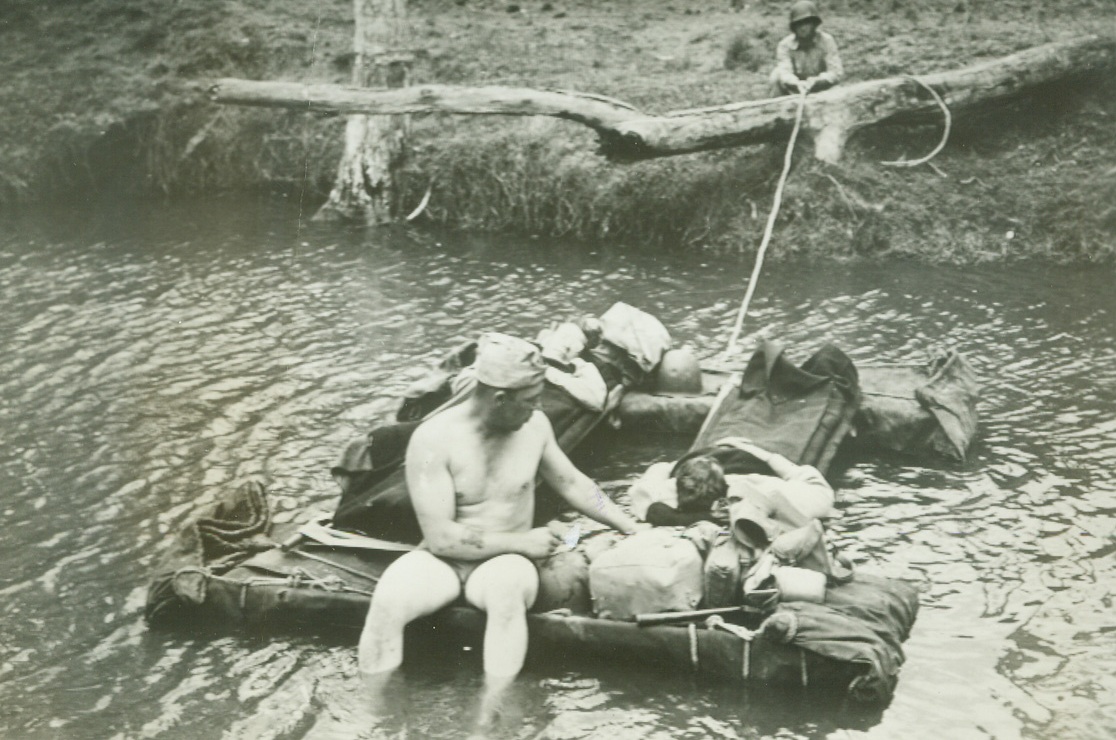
770;1;844;96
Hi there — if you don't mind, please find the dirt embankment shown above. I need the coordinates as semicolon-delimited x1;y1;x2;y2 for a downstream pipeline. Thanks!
1;0;1114;261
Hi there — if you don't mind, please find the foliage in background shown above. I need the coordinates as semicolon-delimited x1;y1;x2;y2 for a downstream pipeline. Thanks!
0;0;1114;261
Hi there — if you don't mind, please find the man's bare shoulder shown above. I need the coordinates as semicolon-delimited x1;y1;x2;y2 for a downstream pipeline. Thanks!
525;408;556;439
410;405;468;449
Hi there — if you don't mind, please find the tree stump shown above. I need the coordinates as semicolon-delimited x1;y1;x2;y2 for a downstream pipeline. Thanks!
316;0;411;223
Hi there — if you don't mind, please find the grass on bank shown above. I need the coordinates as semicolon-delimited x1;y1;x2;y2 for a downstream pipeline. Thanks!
391;77;1116;263
1;0;1114;261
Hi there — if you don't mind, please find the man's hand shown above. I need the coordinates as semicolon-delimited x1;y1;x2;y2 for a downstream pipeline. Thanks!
519;527;561;559
790;77;816;94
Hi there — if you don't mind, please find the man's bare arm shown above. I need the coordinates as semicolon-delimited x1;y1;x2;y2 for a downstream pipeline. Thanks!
405;423;554;560
537;419;641;534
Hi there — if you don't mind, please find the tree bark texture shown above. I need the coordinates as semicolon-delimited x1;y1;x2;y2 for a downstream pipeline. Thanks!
213;36;1114;164
316;0;410;223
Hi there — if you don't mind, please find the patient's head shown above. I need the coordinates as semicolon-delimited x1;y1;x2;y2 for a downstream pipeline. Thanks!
675;456;727;512
575;316;603;350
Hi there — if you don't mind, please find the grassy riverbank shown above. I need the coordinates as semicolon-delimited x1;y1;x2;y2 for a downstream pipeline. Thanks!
2;0;1114;260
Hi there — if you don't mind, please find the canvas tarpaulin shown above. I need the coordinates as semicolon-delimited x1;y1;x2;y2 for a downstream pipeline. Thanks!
680;340;861;476
855;350;980;462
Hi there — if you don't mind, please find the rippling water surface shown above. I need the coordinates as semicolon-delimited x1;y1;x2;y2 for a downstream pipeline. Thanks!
1;199;1113;740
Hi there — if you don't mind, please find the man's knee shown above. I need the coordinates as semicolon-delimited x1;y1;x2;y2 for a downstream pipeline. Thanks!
466;554;539;612
364;589;409;635
367;551;460;624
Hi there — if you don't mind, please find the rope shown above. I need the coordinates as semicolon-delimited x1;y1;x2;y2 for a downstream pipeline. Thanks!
287;547;381;584
405;179;434;221
688;622;700;671
725;90;809;357
705;615;756;681
231;571;378;609
861;390;917;400
880;76;952;169
188;566;376;606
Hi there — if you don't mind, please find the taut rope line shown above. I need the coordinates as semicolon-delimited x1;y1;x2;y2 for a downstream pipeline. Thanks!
725;89;809;356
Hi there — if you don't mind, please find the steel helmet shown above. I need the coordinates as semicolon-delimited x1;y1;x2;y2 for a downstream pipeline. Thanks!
789;0;821;27
654;348;703;396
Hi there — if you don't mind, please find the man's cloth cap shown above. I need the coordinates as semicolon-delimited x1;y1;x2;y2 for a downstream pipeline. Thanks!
475;332;547;390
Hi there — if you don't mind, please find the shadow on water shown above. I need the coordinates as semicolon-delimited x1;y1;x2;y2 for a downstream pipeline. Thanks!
2;196;1115;738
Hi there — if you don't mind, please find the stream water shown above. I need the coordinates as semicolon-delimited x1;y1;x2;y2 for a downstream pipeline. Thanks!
1;198;1113;740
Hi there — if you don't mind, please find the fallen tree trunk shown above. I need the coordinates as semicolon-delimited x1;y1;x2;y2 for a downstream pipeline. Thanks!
211;36;1115;163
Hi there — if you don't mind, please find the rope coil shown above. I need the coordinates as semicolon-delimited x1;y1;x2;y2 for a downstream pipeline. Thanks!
880;76;952;168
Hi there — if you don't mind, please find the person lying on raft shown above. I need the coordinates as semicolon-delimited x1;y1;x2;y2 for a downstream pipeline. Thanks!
628;438;836;538
533;316;609;411
359;332;642;690
446;316;610;412
629;455;733;527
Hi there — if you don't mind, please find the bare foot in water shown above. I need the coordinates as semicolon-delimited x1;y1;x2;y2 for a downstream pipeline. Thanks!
359;670;410;728
468;674;528;739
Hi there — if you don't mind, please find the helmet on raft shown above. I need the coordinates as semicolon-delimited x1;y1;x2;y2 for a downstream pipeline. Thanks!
653;348;704;396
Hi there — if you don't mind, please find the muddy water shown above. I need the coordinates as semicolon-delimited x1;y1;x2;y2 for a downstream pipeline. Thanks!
1;198;1113;740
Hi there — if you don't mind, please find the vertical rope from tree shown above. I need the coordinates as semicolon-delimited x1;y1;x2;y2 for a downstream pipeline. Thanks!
725;91;808;357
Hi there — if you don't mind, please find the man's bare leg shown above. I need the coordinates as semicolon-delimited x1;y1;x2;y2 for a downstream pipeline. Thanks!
464;553;540;677
463;554;539;737
359;549;461;673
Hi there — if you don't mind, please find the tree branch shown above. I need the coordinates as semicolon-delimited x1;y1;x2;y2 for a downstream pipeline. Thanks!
210;36;1115;163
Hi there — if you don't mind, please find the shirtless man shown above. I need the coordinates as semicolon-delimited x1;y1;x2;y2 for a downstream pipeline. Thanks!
358;332;641;683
